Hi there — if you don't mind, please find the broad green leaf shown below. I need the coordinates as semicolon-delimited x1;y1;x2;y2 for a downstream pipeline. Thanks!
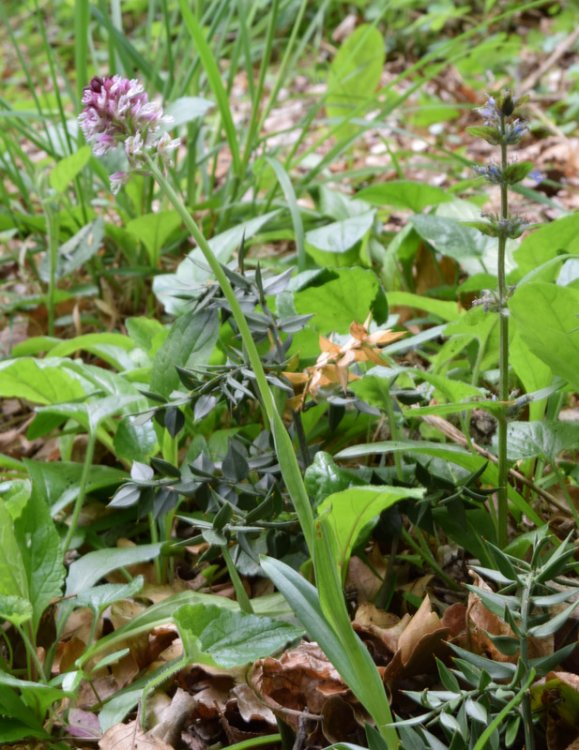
153;211;279;313
126;211;182;266
126;316;168;357
411;215;485;262
509;282;579;390
326;25;385;140
0;501;29;601
317;486;424;579
49;145;91;193
498;421;579;462
14;488;65;637
66;543;163;596
510;332;551;421
36;394;142;435
164;96;213;126
386;291;462;322
357;181;452;212
0;358;87;404
150;309;218;397
174;603;302;668
514;214;579;280
75;577;144;610
293;267;379;334
39;219;104;281
113;414;158;462
0;595;33;626
305;212;375;267
0;478;31;519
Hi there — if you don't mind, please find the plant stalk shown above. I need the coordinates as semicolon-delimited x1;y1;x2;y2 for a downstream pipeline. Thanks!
144;155;314;553
496;114;510;548
63;431;97;553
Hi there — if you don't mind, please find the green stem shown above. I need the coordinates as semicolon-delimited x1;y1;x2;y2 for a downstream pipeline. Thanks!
381;381;403;482
496;115;509;548
63;431;97;553
144;155;314;553
222;545;253;614
42;198;60;337
518;575;535;750
472;669;535;750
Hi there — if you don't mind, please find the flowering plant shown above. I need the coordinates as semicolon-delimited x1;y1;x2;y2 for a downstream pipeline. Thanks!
78;75;179;192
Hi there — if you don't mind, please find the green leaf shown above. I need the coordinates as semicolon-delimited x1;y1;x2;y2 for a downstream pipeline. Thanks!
14;488;65;637
528;600;579;638
510;333;551;421
126;211;182;266
509;282;579;390
0;358;87;405
0;595;33;626
153;211;279;314
499;420;579;462
293;267;379;334
326;24;385;140
466;126;500;145
65;543;163;596
305;212;375;267
150;309;218;398
39;219;104;282
317;486;423;580
36;394;142;435
336;440;542;527
385;292;462;322
411;215;485;262
503;161;534;184
174;603;303;668
164;96;213;126
49;145;91;193
514;214;579;280
0;501;29;601
357;181;452;212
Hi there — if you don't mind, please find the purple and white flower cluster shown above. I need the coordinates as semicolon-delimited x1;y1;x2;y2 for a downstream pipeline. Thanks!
79;75;180;192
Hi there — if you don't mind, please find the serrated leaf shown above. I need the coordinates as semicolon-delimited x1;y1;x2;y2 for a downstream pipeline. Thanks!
174;603;302;667
0;595;33;626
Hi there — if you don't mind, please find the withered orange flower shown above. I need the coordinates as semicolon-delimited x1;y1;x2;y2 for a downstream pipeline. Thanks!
283;315;406;411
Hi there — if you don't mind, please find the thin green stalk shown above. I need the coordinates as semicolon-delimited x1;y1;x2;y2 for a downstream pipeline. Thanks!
16;623;46;682
496;114;509;548
144;155;314;553
63;431;97;554
42;197;60;337
222;545;253;614
518;575;535;750
217;734;281;750
472;670;536;750
381;380;403;482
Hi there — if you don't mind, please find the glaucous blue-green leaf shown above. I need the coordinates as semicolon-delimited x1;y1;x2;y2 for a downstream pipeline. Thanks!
305;212;375;267
150;308;218;397
509;282;579;390
293;267;379;333
326;25;385;140
153;210;279;313
164;96;213;126
174;603;303;668
14;488;65;637
357;181;452;212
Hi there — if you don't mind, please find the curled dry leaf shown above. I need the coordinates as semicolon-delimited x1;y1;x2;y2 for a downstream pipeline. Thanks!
382;595;449;683
250;641;349;725
99;720;174;750
354;602;410;660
